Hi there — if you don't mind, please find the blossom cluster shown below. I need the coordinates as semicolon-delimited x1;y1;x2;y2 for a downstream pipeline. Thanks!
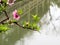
0;0;40;32
0;0;20;20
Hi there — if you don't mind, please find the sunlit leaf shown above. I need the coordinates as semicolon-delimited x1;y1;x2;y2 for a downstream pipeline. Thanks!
0;5;3;12
36;26;40;31
11;20;17;23
0;24;9;32
18;9;23;15
32;14;40;23
32;14;37;19
2;0;7;3
32;23;37;28
0;3;6;12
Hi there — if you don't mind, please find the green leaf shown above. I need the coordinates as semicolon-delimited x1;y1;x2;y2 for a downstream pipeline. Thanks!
0;24;9;32
2;0;7;3
22;21;26;27
11;20;17;23
32;14;37;19
0;8;2;12
0;3;6;12
32;23;37;28
32;14;40;23
18;9;23;15
36;26;40;31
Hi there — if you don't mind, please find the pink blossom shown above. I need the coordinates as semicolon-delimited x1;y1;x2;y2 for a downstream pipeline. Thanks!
0;0;1;2
7;0;16;6
13;10;20;20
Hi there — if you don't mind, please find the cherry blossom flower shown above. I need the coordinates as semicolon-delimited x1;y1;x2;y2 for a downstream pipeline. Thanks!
0;0;1;2
7;0;16;6
13;10;20;20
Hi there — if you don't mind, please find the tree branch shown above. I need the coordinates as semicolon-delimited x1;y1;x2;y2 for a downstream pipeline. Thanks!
14;22;37;31
0;10;9;24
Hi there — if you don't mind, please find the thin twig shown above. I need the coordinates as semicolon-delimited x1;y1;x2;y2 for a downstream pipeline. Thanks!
14;22;37;31
3;10;9;19
0;10;9;24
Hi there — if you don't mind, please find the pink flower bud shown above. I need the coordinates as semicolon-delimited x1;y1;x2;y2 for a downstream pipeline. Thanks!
13;10;20;20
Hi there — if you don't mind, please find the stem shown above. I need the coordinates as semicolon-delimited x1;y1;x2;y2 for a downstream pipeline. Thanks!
0;10;9;24
14;22;37;31
3;10;9;19
0;18;9;24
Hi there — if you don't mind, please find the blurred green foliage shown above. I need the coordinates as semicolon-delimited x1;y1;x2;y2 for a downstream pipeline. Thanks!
0;24;9;32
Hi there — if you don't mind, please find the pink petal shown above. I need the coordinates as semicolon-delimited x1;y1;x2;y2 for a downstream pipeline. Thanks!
13;10;20;20
13;10;17;15
15;16;20;20
0;0;1;2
